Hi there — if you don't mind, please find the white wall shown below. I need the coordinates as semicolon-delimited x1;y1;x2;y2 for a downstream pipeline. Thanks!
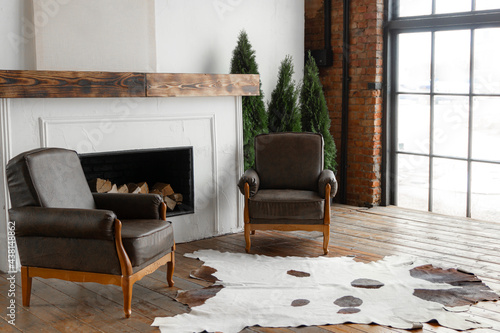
0;0;305;99
0;0;304;273
0;0;36;69
33;0;157;72
155;0;304;103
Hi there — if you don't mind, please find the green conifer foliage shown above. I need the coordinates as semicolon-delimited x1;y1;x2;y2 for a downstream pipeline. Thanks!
267;55;301;133
230;31;268;170
300;51;338;171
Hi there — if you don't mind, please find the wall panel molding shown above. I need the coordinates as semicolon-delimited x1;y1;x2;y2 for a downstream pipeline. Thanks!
39;113;221;234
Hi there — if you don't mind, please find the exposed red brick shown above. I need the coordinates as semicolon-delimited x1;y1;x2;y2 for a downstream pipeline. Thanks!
305;0;384;207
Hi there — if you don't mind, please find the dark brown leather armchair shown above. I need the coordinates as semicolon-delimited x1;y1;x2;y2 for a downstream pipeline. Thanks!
6;148;175;318
238;133;338;254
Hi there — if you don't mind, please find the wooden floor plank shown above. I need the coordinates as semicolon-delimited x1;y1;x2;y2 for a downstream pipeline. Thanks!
0;317;22;332
33;279;150;332
0;273;102;333
249;327;296;333
332;216;500;269
2;273;108;333
289;326;332;332
335;207;500;249
328;211;500;278
0;293;61;333
328;228;500;281
365;206;500;230
335;209;500;251
1;204;499;332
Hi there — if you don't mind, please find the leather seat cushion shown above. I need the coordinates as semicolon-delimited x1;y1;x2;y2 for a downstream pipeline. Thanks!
121;220;174;268
249;189;324;221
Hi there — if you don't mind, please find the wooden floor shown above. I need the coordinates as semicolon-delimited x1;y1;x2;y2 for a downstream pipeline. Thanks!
1;204;499;332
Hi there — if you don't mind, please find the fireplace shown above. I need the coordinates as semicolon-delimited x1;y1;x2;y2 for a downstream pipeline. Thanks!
79;147;194;217
0;94;245;272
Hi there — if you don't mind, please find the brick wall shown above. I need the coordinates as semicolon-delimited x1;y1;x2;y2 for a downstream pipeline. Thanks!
305;0;384;206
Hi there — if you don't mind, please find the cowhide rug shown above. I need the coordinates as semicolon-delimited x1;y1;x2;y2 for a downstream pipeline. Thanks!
152;250;499;332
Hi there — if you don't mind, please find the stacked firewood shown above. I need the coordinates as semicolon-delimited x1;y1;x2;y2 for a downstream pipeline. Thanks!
88;178;183;211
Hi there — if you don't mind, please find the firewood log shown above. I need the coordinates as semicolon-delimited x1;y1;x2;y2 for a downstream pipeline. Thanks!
130;187;141;194
107;184;118;193
164;196;177;211
168;193;183;203
128;183;138;193
117;184;129;193
152;182;174;196
88;178;112;193
128;183;144;194
151;189;162;195
136;181;149;194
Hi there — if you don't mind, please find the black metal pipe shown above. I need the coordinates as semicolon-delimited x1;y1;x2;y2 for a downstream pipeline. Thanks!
311;0;333;66
339;0;350;203
324;0;332;52
381;0;391;206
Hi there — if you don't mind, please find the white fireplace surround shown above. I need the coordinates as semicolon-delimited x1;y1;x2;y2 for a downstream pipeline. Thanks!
0;96;245;272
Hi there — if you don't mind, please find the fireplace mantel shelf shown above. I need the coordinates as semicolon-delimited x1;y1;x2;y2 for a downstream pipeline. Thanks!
0;70;260;98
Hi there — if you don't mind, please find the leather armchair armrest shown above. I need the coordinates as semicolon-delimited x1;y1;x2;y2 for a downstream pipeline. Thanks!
318;169;338;198
9;206;116;240
238;169;260;197
93;193;163;220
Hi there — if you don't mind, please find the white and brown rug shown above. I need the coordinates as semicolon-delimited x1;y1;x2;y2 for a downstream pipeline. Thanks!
152;250;499;332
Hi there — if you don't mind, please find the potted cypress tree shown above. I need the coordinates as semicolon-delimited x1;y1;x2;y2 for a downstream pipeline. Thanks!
230;30;267;170
267;55;301;133
300;51;338;171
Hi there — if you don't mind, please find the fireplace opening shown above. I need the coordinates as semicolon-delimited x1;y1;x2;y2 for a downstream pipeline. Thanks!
79;147;194;217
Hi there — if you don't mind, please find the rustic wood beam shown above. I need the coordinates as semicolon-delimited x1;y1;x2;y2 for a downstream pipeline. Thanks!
146;73;260;97
0;70;260;98
0;70;146;98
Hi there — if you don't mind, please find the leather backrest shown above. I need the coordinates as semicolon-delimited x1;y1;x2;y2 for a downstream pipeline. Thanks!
6;148;96;209
255;132;324;191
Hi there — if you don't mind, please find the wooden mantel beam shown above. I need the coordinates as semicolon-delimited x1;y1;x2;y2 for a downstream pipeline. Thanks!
147;73;259;97
0;70;260;98
0;70;146;98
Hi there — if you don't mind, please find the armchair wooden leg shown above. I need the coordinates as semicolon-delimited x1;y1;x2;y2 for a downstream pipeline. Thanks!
21;266;32;307
323;225;330;255
323;184;331;255
244;224;251;253
121;277;132;318
243;183;252;253
167;252;175;287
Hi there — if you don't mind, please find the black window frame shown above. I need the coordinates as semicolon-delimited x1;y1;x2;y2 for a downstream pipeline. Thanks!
383;0;500;218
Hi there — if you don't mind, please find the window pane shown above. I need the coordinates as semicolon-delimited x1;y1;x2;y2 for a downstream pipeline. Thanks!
398;95;430;154
398;32;431;93
474;28;500;94
397;154;429;211
398;0;432;17
433;96;469;158
471;162;500;221
475;0;500;11
432;158;467;217
434;30;471;94
435;0;471;14
472;97;500;161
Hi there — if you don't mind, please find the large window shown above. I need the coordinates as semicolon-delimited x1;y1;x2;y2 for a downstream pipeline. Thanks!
387;0;500;221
